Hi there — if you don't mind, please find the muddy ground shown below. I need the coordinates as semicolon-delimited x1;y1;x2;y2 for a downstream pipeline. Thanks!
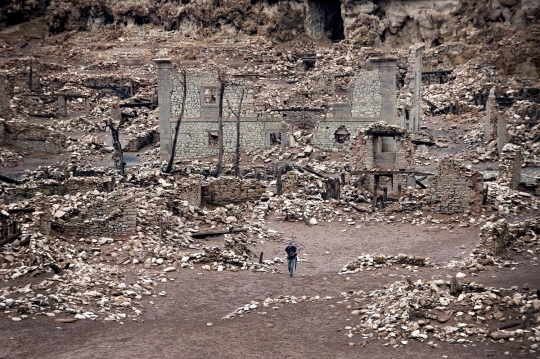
1;217;538;359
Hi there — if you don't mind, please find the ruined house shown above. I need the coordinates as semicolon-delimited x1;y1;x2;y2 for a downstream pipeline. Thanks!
155;44;423;160
400;157;484;214
349;122;414;200
155;61;289;160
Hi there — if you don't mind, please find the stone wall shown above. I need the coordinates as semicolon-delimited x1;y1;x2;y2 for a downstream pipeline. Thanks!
124;129;159;152
497;143;522;190
397;43;424;132
484;88;498;142
313;58;397;151
0;74;11;119
202;177;266;205
400;157;484;214
156;61;288;160
3;177;116;204
62;189;136;237
478;219;511;255
479;216;540;255
159;175;202;208
0;119;65;154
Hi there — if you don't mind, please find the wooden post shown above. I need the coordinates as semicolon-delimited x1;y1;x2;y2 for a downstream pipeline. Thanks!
259;252;264;264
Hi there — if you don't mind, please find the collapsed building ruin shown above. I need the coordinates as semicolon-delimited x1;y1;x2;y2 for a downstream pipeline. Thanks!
155;44;424;160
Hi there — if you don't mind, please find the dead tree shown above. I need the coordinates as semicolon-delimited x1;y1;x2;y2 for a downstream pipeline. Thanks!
213;73;226;178
164;69;187;173
227;87;245;178
104;104;128;175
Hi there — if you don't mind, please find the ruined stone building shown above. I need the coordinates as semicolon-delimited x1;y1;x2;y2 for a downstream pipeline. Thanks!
350;122;414;199
155;44;423;160
156;60;289;160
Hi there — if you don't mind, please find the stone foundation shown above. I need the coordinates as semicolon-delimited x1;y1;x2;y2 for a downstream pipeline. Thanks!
0;119;65;154
62;189;136;237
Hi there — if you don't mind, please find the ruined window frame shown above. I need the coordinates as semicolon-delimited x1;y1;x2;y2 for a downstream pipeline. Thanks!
207;130;219;148
201;85;219;107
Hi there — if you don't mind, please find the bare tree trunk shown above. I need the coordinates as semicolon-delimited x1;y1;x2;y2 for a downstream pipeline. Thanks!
107;122;126;175
228;88;244;178
213;80;226;178
106;104;127;175
164;70;187;174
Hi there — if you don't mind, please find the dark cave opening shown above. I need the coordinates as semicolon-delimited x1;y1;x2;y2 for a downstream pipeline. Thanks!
309;0;345;41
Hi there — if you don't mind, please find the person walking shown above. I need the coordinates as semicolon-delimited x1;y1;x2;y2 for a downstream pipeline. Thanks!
285;240;298;277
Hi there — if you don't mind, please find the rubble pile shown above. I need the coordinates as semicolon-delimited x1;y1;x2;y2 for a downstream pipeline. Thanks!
222;294;333;320
0;148;24;167
339;254;430;274
337;279;540;347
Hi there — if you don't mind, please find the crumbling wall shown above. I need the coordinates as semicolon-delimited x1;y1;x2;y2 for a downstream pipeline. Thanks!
62;190;136;237
157;63;288;160
479;215;540;254
350;122;413;170
478;219;511;255
159;175;202;209
497;143;522;190
3;177;116;204
0;75;11;119
202;177;266;205
397;43;424;132
124;129;159;152
400;157;484;214
0;119;65;154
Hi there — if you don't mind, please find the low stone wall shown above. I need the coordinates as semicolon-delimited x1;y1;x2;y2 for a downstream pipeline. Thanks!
478;219;511;255
159;175;202;208
497;143;522;190
124;129;159;152
62;190;136;237
0;119;65;153
202;177;266;205
400;157;484;214
479;216;539;254
4;177;115;204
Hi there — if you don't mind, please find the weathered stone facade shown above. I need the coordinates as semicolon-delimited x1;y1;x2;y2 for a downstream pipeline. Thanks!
397;43;424;132
400;157;484;214
313;58;398;150
497;143;522;190
156;61;289;160
0;119;65;154
202;177;266;205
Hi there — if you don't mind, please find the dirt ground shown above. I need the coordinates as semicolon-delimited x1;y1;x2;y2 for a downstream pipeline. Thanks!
1;217;538;359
